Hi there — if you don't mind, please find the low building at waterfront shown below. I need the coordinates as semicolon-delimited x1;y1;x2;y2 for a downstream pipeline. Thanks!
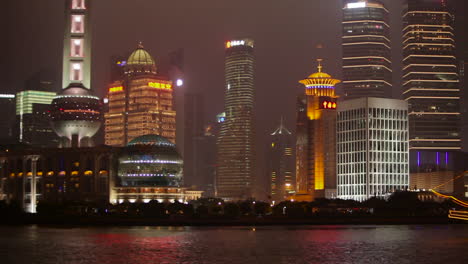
0;135;202;213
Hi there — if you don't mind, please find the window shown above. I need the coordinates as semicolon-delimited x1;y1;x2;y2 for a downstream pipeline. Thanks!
71;15;84;33
70;62;83;81
71;39;84;57
72;0;86;9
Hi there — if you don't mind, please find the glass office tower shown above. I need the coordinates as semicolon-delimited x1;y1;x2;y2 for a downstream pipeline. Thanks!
342;0;392;99
216;39;255;200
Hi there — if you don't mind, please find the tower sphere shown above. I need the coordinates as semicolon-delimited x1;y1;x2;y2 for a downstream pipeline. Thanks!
49;84;102;146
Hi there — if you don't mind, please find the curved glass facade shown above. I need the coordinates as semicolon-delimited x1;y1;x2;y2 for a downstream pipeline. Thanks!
118;135;183;187
217;39;255;200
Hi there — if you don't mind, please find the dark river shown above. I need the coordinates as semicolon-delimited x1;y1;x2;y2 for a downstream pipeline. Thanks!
0;225;467;264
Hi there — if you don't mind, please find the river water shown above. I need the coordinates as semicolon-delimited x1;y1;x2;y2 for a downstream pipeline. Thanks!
0;225;467;264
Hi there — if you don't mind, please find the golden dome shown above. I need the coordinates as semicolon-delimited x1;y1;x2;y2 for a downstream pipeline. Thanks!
127;43;156;66
299;59;341;87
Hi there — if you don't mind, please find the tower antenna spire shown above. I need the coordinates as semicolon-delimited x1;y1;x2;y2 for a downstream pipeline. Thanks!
317;58;323;73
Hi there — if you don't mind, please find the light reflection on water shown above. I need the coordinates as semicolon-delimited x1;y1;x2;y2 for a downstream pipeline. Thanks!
0;225;467;264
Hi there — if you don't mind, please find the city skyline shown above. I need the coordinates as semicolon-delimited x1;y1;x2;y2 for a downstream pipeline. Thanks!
2;2;468;262
1;0;467;201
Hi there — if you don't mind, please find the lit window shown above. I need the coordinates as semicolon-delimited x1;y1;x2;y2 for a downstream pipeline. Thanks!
72;0;86;9
71;15;84;33
70;62;83;81
71;39;84;57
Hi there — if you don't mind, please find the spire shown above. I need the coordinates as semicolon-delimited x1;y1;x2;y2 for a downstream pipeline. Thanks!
271;117;292;136
137;41;144;49
317;59;323;73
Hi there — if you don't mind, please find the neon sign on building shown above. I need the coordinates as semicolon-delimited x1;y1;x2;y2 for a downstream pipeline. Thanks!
109;86;123;93
148;82;172;90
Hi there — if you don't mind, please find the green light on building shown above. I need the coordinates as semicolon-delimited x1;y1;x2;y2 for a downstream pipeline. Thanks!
16;90;57;115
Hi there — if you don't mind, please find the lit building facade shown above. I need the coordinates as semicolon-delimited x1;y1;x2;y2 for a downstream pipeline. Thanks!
217;39;255;200
0;135;202;213
337;97;410;202
62;0;91;90
342;0;392;99
50;0;102;148
403;0;461;178
105;44;176;146
295;60;340;201
16;90;57;146
268;119;294;202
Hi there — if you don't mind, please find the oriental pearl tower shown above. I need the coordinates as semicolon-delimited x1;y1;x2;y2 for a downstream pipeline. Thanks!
49;0;101;148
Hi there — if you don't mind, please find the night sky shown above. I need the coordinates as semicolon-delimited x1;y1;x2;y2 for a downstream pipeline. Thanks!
3;0;467;193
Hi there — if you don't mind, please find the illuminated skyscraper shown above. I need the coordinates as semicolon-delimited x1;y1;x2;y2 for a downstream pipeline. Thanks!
50;0;102;148
403;0;460;173
268;119;294;202
216;39;255;200
294;60;340;201
342;0;392;99
104;44;176;146
337;98;410;202
16;90;57;146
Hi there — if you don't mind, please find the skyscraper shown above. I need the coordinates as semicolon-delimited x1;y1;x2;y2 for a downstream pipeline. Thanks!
183;93;205;187
216;39;255;200
104;44;176;146
402;0;460;172
16;90;57;146
0;94;16;144
294;60;340;201
50;0;102;148
268;119;294;202
342;0;392;99
337;97;410;202
16;71;59;147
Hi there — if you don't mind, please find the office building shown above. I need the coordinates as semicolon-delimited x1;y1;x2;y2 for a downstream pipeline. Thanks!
337;97;410;202
0;94;16;144
183;93;205;187
104;44;176;146
403;0;460;189
216;39;255;200
294;60;340;201
268;119;294;202
16;90;57;146
342;0;392;99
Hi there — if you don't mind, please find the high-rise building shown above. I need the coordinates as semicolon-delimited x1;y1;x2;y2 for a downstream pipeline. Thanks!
294;60;340;201
183;93;205;187
50;0;102;148
216;39;255;200
16;90;57;146
0;94;16;144
104;44;176;146
268;119;294;202
342;0;392;99
14;71;59;147
337;97;410;202
402;0;460;174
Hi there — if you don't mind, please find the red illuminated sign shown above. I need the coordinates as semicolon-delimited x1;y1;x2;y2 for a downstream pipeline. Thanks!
322;101;337;109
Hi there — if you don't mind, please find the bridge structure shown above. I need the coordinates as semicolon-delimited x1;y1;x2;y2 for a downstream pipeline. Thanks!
430;172;468;221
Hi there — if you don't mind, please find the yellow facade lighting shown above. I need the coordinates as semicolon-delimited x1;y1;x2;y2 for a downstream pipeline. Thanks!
109;86;124;93
148;82;172;90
